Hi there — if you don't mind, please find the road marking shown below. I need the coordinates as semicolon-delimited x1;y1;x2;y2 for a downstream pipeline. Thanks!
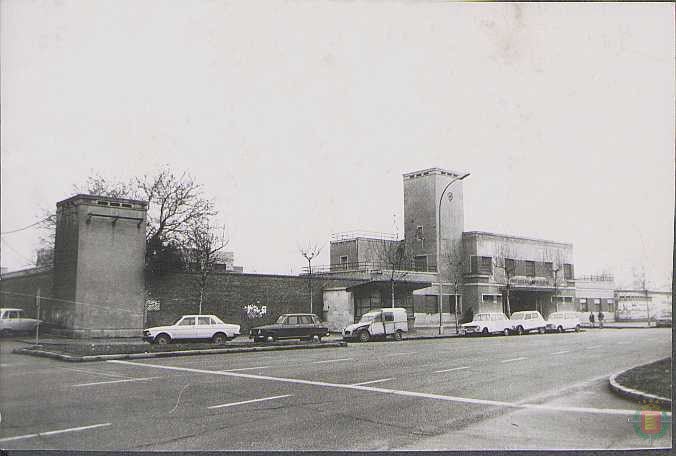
433;366;470;373
58;367;132;379
108;360;666;417
0;423;111;443
350;378;393;386
586;345;602;350
551;350;570;355
384;352;417;357
208;394;292;409
311;358;353;364
220;366;271;372
500;357;528;363
72;377;161;387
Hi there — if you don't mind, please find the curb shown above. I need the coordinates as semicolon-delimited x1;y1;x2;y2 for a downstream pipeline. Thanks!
608;361;672;408
13;341;347;362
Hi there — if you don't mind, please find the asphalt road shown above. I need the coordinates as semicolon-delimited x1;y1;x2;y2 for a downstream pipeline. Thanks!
0;328;671;451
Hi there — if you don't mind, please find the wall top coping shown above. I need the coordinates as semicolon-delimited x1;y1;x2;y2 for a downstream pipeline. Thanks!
57;194;148;208
462;231;573;248
403;167;468;179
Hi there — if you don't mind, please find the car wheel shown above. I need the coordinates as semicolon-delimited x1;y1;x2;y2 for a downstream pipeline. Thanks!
154;334;171;345
557;326;564;333
358;330;371;343
481;327;489;336
212;333;227;345
503;328;510;336
315;335;322;343
516;326;524;336
575;325;581;332
266;335;277;343
393;330;403;341
538;327;545;334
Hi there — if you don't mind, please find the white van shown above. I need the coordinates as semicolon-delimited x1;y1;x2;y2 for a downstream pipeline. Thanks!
342;307;409;342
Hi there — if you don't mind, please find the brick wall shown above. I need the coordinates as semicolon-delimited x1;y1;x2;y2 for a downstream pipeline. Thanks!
145;272;364;333
0;270;54;320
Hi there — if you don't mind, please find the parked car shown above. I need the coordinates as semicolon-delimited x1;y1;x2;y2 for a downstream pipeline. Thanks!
654;311;672;328
459;312;511;336
0;308;40;336
143;315;240;344
342;307;409;342
545;311;581;333
249;313;329;343
509;310;546;335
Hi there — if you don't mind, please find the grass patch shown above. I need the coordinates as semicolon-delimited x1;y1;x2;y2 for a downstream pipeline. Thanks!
616;358;672;399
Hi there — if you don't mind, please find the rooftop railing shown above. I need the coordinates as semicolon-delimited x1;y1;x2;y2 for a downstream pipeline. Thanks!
330;231;400;242
302;260;437;274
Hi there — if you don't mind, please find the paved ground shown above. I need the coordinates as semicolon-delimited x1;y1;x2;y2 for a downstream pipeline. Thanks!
0;328;671;451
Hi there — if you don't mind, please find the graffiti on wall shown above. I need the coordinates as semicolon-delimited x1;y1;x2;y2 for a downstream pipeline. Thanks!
242;302;267;319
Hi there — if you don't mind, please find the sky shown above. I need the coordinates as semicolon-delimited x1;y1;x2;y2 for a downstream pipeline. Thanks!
1;1;674;289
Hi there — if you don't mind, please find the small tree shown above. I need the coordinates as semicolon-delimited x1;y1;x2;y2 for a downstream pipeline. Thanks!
375;238;411;310
184;220;228;315
493;243;517;316
633;266;651;326
299;242;323;314
542;249;564;313
442;239;465;333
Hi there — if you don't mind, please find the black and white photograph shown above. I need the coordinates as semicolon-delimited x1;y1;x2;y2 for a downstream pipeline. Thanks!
0;0;673;453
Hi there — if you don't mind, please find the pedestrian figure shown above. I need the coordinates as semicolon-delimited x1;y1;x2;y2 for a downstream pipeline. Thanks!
589;312;595;328
598;311;604;328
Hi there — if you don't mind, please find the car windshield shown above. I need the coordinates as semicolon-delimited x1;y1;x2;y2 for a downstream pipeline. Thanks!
510;312;525;320
548;313;564;320
474;314;490;321
276;315;286;324
360;312;381;322
173;316;186;325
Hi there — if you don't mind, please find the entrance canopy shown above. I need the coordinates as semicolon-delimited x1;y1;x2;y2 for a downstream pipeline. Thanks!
346;280;432;293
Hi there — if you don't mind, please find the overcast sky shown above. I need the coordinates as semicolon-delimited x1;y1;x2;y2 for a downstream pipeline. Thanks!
1;1;673;289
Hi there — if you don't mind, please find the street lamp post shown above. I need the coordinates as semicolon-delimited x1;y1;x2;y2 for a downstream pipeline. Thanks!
437;172;470;335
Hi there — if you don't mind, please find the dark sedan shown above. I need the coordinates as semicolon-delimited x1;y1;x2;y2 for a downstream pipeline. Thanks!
249;313;330;342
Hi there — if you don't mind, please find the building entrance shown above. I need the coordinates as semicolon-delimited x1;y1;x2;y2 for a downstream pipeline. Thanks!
507;290;552;316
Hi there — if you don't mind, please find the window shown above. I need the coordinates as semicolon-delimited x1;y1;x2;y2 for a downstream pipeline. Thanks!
505;258;516;273
299;315;313;324
525;261;535;277
415;225;424;240
340;256;349;269
579;298;587;304
543;262;553;277
383;311;394;322
197;317;211;325
286;316;299;325
210;317;220;325
414;255;428;272
480;257;493;274
178;317;195;326
564;264;573;280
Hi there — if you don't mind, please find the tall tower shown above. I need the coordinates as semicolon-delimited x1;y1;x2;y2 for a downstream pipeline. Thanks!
52;194;148;337
403;168;467;296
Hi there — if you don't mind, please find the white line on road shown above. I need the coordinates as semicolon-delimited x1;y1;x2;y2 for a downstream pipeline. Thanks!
551;351;570;355
208;394;292;409
72;377;161;387
586;345;602;350
350;378;393;386
311;358;353;364
58;367;132;379
109;360;665;417
0;423;111;443
220;366;271;372
500;357;528;363
383;352;417;357
433;366;470;373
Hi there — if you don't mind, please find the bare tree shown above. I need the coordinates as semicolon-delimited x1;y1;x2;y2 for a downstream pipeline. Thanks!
492;243;517;316
542;249;564;313
375;239;411;310
184;219;229;315
299;242;323;314
442;239;464;333
632;266;651;327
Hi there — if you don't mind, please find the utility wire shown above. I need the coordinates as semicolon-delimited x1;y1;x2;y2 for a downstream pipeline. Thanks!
1;216;51;235
0;238;35;266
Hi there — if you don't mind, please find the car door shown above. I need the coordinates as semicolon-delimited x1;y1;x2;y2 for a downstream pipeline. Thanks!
284;315;300;338
382;310;395;335
297;315;314;337
173;316;196;340
196;316;213;339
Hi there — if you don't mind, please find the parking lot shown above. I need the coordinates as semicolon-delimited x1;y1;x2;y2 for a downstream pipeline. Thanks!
0;328;671;451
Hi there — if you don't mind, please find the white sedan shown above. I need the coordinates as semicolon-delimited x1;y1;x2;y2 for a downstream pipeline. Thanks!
545;312;581;333
0;308;40;336
460;312;512;336
143;315;240;345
